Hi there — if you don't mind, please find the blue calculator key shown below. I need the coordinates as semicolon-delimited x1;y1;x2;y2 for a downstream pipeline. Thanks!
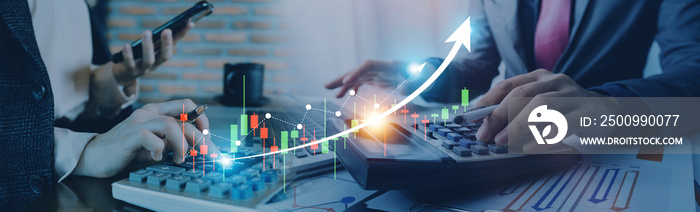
429;125;443;132
435;121;452;126
247;177;266;191
147;164;185;175
462;132;477;140
129;169;152;182
240;168;260;179
454;127;473;133
471;145;490;155
445;123;462;128
446;133;463;141
146;172;171;185
231;184;254;200
202;171;224;183
261;170;279;183
306;146;323;155
437;128;452;136
225;175;247;185
459;139;477;149
181;169;204;178
165;175;191;190
209;182;233;198
185;178;211;194
488;144;508;153
294;149;308;158
476;140;489;147
452;146;473;156
219;162;244;175
252;163;265;172
441;140;460;150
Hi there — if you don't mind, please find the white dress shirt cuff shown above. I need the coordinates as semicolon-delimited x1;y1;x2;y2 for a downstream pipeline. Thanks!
118;78;139;109
54;127;97;182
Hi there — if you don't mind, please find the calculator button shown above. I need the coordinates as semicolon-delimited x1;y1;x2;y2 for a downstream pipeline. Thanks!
441;140;460;150
261;170;279;183
459;139;477;149
446;133;463;141
454;127;473;133
225;175;247;185
146;172;171;186
306;146;322;155
240;168;260;179
231;184;254;200
182;169;204;178
444;123;461;128
488;144;508;153
471;145;490;155
476;140;489;147
294;149;308;158
437;128;452;136
129;169;152;182
462;132;477;140
165;175;191;190
452;146;472;156
247;177;266;191
202;171;224;183
185;178;211;194
209;182;233;198
429;125;443;132
147;165;185;175
252;163;265;172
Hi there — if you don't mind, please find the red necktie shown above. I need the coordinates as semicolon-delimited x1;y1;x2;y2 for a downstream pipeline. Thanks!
534;0;571;71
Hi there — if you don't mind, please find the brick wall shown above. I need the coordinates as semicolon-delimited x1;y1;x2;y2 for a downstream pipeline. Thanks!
106;0;296;103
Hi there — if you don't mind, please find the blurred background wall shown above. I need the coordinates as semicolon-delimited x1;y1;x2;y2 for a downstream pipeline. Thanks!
106;0;296;103
104;0;474;103
103;0;660;103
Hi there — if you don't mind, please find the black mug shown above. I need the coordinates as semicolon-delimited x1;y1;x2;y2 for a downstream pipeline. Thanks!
219;63;268;106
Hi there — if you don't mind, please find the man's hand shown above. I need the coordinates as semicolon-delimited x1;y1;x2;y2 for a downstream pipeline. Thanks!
73;99;219;178
474;69;615;153
112;22;195;85
325;60;407;98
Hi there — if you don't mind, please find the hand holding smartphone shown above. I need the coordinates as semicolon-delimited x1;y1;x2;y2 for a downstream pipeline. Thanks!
111;1;213;63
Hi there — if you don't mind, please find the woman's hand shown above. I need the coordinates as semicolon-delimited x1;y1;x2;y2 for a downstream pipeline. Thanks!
72;99;219;178
112;22;195;85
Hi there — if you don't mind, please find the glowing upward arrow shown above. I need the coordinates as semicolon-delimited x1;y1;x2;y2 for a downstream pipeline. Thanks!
212;17;472;162
445;17;471;52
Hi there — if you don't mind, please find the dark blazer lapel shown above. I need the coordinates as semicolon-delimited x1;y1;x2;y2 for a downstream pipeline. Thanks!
0;0;46;68
570;0;591;43
554;0;591;71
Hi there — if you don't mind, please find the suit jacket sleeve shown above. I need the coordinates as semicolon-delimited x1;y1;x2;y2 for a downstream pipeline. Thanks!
594;0;700;97
408;0;501;103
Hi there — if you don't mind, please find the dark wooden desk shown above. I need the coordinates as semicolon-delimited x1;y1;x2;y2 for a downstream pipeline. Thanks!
24;171;150;212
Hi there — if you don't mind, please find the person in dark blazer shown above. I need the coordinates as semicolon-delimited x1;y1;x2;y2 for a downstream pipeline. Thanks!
0;0;218;210
326;0;700;152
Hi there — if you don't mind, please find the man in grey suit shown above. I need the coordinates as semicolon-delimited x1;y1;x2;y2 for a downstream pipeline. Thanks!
325;0;700;152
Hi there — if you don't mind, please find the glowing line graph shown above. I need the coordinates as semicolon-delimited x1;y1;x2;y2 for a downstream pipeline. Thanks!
210;17;471;163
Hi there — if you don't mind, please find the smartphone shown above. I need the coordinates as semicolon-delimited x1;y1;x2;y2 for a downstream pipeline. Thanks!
111;1;214;63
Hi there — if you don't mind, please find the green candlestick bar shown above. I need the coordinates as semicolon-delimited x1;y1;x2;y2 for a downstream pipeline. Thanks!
281;131;288;155
462;88;469;112
441;107;449;125
240;114;248;136
230;124;238;153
